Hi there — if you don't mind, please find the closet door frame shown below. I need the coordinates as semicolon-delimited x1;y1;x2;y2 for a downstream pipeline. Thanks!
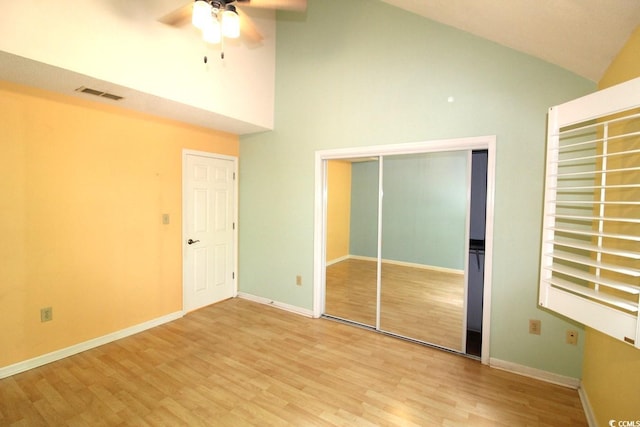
313;136;496;365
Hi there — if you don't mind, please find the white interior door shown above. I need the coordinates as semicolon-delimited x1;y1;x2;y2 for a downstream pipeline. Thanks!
183;151;237;312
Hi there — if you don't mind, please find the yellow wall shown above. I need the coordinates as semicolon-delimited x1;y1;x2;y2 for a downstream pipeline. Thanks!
325;160;351;262
581;25;640;426
599;26;640;89
0;80;238;368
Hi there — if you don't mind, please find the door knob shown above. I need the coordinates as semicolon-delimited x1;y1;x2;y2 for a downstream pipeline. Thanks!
187;239;200;245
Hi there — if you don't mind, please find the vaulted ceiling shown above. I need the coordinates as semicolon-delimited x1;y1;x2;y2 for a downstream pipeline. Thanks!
381;0;640;82
1;1;638;134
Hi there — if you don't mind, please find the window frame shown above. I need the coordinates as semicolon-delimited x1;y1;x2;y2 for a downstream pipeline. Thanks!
539;77;640;348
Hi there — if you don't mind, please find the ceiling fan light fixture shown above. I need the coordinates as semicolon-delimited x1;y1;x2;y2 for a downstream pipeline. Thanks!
202;17;221;44
222;5;240;39
192;0;212;29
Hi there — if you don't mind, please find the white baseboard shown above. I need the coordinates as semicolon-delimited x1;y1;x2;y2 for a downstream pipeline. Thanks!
326;255;350;266
237;292;314;318
346;255;464;275
0;311;183;379
578;385;597;427
489;358;581;389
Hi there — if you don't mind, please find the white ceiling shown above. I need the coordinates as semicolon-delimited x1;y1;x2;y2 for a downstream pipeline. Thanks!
1;0;638;136
0;0;277;135
381;0;640;82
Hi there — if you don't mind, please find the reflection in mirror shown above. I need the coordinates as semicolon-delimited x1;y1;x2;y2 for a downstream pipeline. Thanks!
379;152;469;351
324;158;379;326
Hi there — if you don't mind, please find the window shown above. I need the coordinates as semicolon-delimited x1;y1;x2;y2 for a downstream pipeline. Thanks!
539;77;640;348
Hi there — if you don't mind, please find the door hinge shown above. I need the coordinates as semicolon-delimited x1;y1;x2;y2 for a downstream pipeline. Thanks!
233;222;235;230
232;272;235;279
233;172;236;180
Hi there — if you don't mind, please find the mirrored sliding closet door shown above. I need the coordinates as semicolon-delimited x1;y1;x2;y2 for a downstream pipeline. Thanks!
323;149;480;354
324;158;379;327
379;152;469;351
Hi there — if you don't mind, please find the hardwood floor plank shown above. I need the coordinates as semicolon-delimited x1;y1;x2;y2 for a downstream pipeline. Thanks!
326;259;467;351
0;298;586;426
113;389;154;420
0;377;46;426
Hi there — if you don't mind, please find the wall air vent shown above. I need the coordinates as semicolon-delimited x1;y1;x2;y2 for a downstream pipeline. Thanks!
75;86;124;101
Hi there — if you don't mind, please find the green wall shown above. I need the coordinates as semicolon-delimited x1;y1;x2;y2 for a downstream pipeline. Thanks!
348;153;468;270
382;152;468;270
239;0;595;377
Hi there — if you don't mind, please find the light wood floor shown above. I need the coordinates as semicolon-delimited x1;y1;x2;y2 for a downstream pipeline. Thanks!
325;259;465;351
1;298;586;426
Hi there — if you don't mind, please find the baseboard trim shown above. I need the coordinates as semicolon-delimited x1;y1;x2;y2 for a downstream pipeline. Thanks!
347;255;464;275
326;255;350;266
578;385;597;427
0;311;183;379
489;358;580;389
237;292;314;318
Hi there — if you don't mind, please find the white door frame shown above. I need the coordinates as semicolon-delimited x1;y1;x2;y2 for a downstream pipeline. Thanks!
313;136;496;365
182;149;239;313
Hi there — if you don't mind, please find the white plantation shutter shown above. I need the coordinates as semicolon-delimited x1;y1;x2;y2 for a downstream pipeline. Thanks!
539;77;640;348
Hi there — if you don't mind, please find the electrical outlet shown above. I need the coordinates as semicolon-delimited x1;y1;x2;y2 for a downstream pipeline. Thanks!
41;307;53;322
296;275;302;286
566;330;578;345
529;319;541;335
162;213;170;225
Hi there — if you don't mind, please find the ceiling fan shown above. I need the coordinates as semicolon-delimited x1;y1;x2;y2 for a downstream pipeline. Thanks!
160;0;306;58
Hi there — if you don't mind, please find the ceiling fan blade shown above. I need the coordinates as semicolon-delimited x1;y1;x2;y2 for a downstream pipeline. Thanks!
238;0;306;12
158;2;192;27
238;8;264;44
